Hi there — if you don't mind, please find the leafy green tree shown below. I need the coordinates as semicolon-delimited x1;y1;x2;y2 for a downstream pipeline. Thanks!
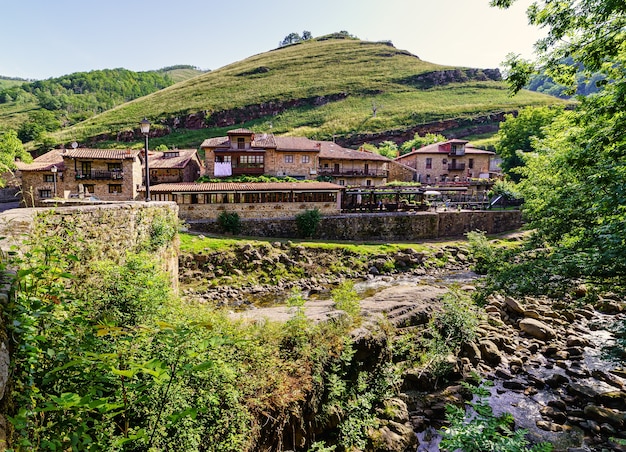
0;130;31;183
495;106;563;180
375;140;399;159
490;0;626;286
400;132;446;155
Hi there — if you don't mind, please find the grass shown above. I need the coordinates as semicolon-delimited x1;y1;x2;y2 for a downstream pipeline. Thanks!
179;231;458;256
41;36;567;149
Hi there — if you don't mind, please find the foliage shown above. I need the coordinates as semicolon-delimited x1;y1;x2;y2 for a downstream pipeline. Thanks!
488;179;521;202
280;31;313;47
430;290;478;348
217;211;242;235
8;230;390;451
331;281;361;320
0;129;31;175
400;132;447;155
295;208;321;238
373;140;399;159
441;381;553;452
495;106;564;179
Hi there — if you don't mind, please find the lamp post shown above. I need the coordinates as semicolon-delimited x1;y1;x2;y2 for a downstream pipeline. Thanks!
140;118;151;201
51;165;58;198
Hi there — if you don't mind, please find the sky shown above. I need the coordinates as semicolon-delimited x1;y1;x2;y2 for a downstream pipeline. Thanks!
1;0;543;80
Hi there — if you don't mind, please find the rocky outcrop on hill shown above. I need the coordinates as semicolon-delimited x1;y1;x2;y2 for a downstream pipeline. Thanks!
396;68;502;89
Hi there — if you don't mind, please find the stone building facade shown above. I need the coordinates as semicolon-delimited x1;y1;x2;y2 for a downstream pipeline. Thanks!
394;139;496;184
201;129;396;186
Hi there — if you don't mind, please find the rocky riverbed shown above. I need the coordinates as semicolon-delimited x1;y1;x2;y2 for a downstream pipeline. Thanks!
179;237;626;451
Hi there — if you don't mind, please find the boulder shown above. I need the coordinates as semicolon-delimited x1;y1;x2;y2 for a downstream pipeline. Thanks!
519;318;556;341
479;340;502;366
583;404;625;428
371;420;418;452
504;296;525;314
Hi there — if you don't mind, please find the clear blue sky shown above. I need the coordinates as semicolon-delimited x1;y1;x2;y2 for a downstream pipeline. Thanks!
2;0;542;80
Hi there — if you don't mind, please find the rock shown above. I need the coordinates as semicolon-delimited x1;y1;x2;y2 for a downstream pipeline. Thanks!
519;318;556;341
584;404;625;428
540;406;568;424
369;266;380;275
566;335;591;348
378;398;410;423
502;380;526;390
504;296;525;314
597;391;626;410
567;382;600;403
371;420;418;452
479;340;502;366
545;373;569;389
0;342;8;400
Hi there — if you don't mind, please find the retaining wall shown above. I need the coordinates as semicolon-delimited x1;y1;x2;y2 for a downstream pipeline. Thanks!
191;210;523;241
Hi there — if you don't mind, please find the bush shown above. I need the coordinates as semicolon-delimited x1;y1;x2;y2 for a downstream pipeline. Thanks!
217;211;242;234
295;208;321;238
441;381;553;452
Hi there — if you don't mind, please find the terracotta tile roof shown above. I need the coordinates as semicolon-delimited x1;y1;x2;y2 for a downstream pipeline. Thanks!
15;149;64;172
201;133;278;149
149;149;200;169
395;141;494;160
63;148;140;160
318;141;391;162
274;136;321;152
227;128;255;135
146;182;343;193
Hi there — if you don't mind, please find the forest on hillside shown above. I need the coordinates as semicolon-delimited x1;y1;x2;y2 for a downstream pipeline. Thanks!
0;68;178;141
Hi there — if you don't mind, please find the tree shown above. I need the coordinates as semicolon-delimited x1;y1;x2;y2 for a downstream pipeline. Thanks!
495;106;563;180
280;32;302;47
400;133;446;155
375;141;398;159
492;0;626;284
0;130;31;172
302;30;312;41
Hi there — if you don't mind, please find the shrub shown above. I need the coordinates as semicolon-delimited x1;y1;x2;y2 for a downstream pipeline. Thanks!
217;211;242;235
332;281;360;320
441;381;553;452
295;208;321;238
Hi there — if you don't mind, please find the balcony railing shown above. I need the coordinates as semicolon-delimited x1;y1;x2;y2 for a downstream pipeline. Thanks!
317;168;389;177
76;170;124;180
447;163;466;171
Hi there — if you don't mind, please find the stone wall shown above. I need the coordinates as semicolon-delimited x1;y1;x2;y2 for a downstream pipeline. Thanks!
192;210;522;241
178;200;341;221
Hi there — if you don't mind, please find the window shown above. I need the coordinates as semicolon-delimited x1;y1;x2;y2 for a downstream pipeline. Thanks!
239;155;264;165
442;158;447;164
302;155;310;164
366;180;372;186
83;184;95;194
44;174;55;182
81;161;92;173
339;180;345;186
469;158;474;169
215;155;231;163
284;155;294;163
108;184;122;194
163;151;180;158
39;189;52;199
237;137;245;149
108;162;122;171
425;158;432;169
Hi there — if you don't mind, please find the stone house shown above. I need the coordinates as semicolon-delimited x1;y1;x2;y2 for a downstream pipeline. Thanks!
201;128;397;186
17;148;143;206
145;181;343;220
149;149;203;185
394;139;496;184
317;142;391;186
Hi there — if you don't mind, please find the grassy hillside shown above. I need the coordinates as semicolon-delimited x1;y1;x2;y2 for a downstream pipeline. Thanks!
35;35;568;149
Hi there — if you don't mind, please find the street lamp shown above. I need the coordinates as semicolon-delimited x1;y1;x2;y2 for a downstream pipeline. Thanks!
140;118;151;201
51;165;58;198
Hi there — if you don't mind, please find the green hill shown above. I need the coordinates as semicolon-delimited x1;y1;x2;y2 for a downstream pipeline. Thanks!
0;66;205;136
19;35;568;150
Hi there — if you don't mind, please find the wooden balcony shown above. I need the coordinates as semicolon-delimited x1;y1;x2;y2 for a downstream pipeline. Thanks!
317;168;389;177
75;170;124;180
448;163;466;171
